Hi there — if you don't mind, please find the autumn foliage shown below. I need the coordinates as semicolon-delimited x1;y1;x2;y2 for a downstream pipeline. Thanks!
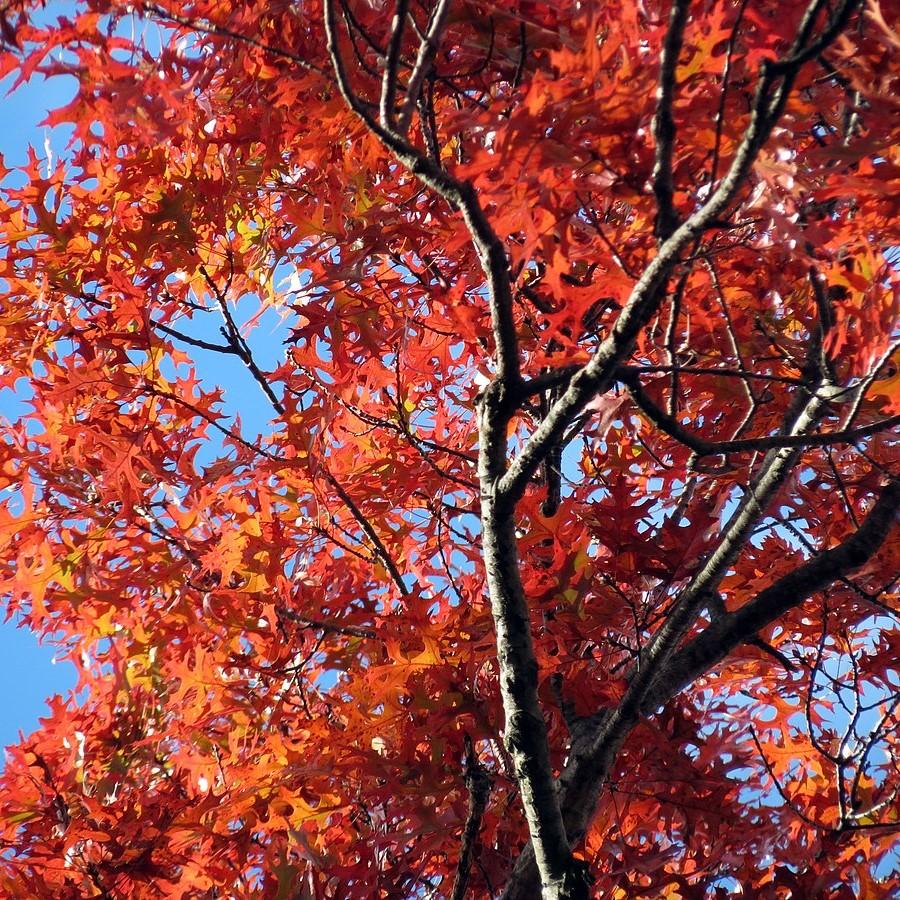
0;0;898;896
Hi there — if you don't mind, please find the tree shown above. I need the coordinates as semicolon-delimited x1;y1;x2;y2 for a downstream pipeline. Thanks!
0;0;898;895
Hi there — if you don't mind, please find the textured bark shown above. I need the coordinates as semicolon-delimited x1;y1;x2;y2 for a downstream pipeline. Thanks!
502;476;898;899
323;2;871;896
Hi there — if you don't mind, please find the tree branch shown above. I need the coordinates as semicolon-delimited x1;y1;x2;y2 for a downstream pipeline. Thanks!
647;478;900;708
323;0;520;384
141;3;325;74
503;384;831;900
277;607;378;640
709;0;751;186
622;369;899;457
380;0;410;126
152;320;239;356
396;0;454;134
497;0;861;510
322;470;410;597
651;0;690;241
450;735;492;900
621;363;805;386
202;265;286;416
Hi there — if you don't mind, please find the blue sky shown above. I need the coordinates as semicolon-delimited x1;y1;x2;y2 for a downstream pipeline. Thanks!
0;13;288;749
0;49;79;750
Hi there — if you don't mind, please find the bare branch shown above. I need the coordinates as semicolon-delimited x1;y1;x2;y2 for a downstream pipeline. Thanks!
396;0;454;133
497;0;862;510
663;271;689;415
840;338;900;431
621;363;806;386
651;0;690;242
450;735;492;900
141;3;325;74
623;370;899;457
323;0;520;383
380;0;410;126
520;366;581;398
335;392;477;488
705;258;758;437
203;265;286;416
149;387;282;461
749;724;824;827
709;0;750;186
322;469;410;597
649;478;900;707
277;607;378;640
152;320;239;356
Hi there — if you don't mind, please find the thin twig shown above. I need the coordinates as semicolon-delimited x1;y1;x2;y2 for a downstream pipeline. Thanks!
451;735;492;900
277;606;377;640
623;370;899;457
141;3;325;74
322;469;410;596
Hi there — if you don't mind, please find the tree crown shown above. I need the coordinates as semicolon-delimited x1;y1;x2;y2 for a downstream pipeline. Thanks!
0;1;898;897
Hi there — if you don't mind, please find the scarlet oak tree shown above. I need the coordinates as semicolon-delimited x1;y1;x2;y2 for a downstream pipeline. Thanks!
0;0;898;896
